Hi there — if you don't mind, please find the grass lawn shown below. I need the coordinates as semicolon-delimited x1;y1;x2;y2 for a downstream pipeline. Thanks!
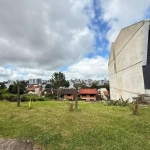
0;100;150;150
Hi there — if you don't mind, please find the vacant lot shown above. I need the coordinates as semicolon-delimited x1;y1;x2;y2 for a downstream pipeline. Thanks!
0;101;150;150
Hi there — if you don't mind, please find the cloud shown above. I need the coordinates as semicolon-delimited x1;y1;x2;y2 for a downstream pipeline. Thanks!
0;0;150;81
0;67;12;77
99;0;150;44
0;0;94;70
63;56;108;80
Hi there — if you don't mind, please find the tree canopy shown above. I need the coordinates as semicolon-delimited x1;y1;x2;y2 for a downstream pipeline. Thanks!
8;81;26;94
0;83;6;89
50;72;68;89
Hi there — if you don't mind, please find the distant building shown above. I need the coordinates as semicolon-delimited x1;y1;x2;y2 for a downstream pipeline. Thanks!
5;80;14;88
29;79;42;85
26;85;42;95
69;80;74;88
108;20;150;101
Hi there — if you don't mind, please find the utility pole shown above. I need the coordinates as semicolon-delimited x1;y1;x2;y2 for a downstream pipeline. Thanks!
17;83;20;107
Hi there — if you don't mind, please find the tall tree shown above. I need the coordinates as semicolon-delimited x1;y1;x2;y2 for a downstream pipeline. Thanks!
50;72;66;88
91;81;99;89
45;84;51;88
64;80;70;88
50;72;67;99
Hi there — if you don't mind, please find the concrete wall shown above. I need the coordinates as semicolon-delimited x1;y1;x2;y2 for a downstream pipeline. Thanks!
108;20;149;101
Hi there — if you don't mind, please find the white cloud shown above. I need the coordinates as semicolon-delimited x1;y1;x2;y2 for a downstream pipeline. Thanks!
63;56;108;80
0;0;94;70
99;0;150;44
0;0;150;81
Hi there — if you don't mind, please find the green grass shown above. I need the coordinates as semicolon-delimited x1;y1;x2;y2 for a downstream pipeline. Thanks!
0;101;150;150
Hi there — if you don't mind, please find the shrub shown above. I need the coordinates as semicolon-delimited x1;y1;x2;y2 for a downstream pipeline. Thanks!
1;94;17;102
118;97;129;107
128;102;139;115
128;94;147;115
45;93;54;99
20;95;30;102
38;97;45;101
68;102;74;111
104;97;129;107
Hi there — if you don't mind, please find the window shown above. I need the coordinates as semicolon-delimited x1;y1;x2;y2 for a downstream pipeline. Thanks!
67;94;71;96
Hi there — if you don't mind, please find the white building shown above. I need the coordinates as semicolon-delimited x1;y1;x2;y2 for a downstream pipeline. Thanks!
29;79;42;85
108;20;150;101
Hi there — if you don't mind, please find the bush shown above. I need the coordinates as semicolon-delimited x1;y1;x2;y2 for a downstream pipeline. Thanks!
1;94;17;102
128;94;147;115
0;89;8;95
45;93;54;99
20;95;30;102
128;102;139;115
0;93;52;102
104;97;129;107
38;97;45;101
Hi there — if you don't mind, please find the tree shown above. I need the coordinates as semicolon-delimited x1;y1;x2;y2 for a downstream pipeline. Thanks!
50;72;67;99
64;80;70;88
50;72;66;88
103;83;110;92
8;81;26;94
45;84;51;88
91;81;99;89
0;83;6;89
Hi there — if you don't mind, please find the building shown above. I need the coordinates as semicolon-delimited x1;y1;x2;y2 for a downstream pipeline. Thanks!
62;89;77;100
5;80;14;88
79;88;98;102
26;85;42;95
108;20;150;101
29;79;42;85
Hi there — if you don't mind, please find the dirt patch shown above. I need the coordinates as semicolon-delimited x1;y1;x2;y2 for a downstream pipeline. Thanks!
0;139;43;150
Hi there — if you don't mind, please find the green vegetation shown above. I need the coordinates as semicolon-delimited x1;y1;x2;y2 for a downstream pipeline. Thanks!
50;72;69;89
0;101;150;150
8;80;27;94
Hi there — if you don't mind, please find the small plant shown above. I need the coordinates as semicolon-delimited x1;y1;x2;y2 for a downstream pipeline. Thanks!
104;97;129;107
118;97;129;107
68;102;74;111
28;98;33;109
128;94;149;115
128;102;139;115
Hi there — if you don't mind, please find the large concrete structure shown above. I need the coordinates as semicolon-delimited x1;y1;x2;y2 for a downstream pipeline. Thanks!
108;20;150;101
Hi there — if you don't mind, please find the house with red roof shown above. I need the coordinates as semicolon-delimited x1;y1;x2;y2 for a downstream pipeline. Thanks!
79;88;98;102
26;85;42;95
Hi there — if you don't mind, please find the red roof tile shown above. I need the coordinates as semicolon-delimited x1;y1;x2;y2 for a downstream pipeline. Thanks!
79;89;98;94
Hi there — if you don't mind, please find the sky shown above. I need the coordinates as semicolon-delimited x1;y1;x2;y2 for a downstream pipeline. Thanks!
0;0;150;81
